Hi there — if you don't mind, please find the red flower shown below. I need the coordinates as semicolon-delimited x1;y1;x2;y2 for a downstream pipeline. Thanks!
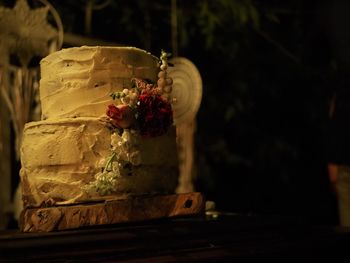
137;94;173;137
106;104;135;129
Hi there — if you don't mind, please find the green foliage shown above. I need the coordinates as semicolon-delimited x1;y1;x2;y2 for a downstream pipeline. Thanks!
177;0;260;52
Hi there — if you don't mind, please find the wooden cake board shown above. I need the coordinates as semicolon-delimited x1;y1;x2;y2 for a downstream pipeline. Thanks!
20;192;205;233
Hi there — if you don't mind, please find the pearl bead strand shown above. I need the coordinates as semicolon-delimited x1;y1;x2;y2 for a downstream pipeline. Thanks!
158;50;173;101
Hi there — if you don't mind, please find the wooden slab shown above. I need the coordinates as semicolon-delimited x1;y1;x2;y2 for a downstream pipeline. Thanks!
20;192;205;232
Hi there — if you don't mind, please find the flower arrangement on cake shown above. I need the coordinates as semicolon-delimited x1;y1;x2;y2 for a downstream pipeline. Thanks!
85;50;175;195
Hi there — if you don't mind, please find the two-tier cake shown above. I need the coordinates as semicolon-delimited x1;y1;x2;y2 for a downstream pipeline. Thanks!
20;46;179;208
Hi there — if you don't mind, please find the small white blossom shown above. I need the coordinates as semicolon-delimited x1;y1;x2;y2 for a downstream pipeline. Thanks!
130;151;141;166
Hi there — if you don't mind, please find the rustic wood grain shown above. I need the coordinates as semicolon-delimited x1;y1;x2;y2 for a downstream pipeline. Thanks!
20;192;205;232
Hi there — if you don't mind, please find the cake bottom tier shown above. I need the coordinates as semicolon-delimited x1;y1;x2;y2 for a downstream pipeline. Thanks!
20;117;179;208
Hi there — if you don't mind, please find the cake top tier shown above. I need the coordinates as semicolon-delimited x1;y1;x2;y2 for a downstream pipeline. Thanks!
40;46;160;120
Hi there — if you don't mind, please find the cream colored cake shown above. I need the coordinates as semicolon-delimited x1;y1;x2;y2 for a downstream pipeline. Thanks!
40;46;159;119
20;46;178;208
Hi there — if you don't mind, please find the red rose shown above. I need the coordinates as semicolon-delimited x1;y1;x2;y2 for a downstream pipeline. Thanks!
106;104;135;129
137;94;173;137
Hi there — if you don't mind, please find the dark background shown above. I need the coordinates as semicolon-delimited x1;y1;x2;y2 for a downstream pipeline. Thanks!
4;0;347;225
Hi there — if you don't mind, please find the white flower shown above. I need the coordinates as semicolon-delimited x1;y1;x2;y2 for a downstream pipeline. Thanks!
122;129;131;142
110;132;119;148
130;151;141;166
111;161;120;173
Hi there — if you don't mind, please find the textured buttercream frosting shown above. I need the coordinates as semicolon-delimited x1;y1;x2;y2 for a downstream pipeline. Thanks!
20;118;178;207
40;46;159;119
20;46;179;208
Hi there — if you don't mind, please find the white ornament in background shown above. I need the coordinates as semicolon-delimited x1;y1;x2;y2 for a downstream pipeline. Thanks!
0;0;63;65
168;57;202;125
168;57;203;194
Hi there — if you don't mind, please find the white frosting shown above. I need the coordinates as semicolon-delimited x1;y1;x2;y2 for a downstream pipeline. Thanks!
40;46;159;119
20;46;179;208
20;118;178;207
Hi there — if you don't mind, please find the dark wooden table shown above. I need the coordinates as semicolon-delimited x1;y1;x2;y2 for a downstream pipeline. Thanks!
1;213;350;262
